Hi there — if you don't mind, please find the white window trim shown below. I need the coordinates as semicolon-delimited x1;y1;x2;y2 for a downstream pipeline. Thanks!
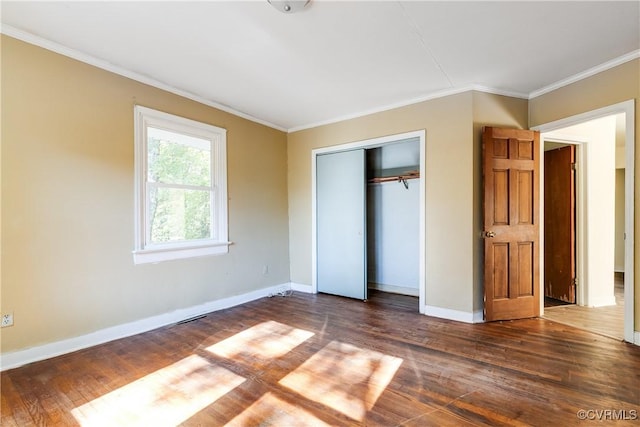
133;106;229;264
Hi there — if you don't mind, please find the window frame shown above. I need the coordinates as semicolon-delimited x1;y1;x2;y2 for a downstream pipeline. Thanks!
133;106;229;264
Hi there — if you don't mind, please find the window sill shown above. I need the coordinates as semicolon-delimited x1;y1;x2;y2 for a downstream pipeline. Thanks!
133;241;231;264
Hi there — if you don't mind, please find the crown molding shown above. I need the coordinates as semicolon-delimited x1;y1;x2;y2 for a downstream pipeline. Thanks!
288;85;528;133
3;24;637;133
287;86;468;133
0;24;288;132
529;50;640;100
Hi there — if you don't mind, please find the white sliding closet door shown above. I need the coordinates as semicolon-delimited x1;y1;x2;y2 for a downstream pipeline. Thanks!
316;149;367;300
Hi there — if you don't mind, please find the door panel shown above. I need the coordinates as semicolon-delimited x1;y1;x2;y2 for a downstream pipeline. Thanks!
493;170;509;224
493;243;509;298
483;127;540;321
544;146;576;303
517;170;533;224
316;149;366;300
517;242;534;296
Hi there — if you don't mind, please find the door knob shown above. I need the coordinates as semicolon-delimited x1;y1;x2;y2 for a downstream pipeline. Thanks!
484;231;496;238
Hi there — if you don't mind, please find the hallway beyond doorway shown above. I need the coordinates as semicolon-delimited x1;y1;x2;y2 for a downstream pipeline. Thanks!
543;273;624;340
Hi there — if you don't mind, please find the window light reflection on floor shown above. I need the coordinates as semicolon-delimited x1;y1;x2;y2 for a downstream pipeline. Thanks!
279;341;403;421
71;355;245;427
226;392;332;427
206;320;314;364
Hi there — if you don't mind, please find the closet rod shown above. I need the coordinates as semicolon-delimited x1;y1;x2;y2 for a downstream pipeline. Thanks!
368;171;420;186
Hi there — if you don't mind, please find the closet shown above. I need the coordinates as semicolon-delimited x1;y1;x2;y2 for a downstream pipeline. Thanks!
316;137;420;303
366;139;420;297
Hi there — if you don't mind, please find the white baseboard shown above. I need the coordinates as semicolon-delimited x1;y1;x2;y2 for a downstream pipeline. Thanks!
0;283;291;372
290;282;314;293
634;331;640;346
424;305;481;324
586;295;618;308
368;283;419;297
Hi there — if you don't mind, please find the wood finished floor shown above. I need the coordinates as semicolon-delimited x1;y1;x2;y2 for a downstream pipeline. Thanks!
2;290;639;426
543;275;625;340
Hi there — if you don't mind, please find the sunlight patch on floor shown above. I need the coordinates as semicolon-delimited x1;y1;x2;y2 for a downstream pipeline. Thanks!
206;320;314;364
225;392;332;427
71;355;245;426
278;341;403;421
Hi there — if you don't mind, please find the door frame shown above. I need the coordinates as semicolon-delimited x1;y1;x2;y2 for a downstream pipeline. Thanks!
532;99;635;343
311;130;426;312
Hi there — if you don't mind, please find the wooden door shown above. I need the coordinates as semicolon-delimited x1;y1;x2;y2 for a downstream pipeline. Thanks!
544;146;576;303
316;149;367;300
483;127;540;321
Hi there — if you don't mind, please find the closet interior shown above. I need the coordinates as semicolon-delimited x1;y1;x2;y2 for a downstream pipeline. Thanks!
366;138;420;298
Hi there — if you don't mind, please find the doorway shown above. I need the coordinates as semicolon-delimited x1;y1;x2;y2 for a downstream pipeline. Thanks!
544;143;576;305
533;100;634;342
312;130;426;313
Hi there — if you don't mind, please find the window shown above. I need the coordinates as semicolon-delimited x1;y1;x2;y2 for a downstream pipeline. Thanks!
133;106;228;264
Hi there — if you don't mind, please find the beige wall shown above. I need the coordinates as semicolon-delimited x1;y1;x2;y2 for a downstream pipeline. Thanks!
288;91;527;315
288;93;474;312
3;33;638;357
529;59;640;327
1;36;290;353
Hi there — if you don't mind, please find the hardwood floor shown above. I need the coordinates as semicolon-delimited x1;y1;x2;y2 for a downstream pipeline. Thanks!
543;275;625;340
2;290;639;426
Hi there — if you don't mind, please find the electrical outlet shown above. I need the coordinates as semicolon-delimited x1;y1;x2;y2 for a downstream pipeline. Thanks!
1;313;14;328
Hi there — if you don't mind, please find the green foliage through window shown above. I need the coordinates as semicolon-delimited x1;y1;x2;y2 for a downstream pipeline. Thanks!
147;129;213;244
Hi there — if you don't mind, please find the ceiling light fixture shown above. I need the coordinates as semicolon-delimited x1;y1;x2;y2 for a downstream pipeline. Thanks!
268;0;311;14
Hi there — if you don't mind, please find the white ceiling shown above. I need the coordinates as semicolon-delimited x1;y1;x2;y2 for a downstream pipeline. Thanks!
2;1;639;132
